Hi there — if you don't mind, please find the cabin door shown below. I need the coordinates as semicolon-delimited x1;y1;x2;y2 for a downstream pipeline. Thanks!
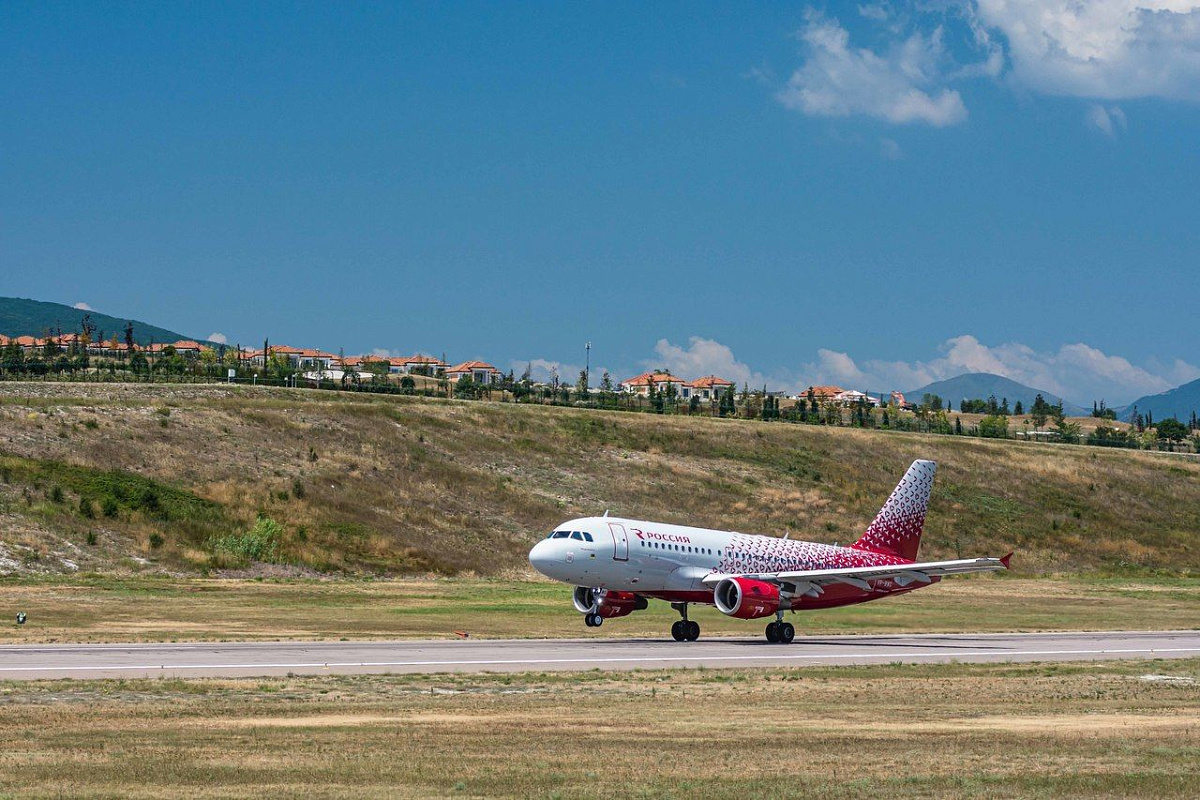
608;523;629;561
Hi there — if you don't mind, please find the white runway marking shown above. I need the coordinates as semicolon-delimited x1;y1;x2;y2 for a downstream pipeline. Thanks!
3;647;1200;673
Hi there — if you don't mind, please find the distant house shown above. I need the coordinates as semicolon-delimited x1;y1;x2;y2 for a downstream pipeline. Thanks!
792;385;844;402
687;375;734;401
620;371;688;397
446;360;501;385
391;354;447;376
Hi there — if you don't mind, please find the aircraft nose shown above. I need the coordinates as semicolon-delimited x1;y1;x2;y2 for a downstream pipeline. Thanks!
528;540;556;577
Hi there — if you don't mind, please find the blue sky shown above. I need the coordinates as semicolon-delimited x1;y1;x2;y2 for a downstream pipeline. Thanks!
3;1;1198;404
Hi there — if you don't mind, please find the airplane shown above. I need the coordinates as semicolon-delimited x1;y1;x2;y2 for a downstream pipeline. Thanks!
528;459;1012;643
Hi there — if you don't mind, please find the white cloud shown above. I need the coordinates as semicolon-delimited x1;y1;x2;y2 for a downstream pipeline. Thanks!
879;136;904;159
208;332;228;345
975;1;1200;101
859;3;891;22
648;337;771;388
799;334;1196;405
777;12;968;126
73;302;92;311
1086;103;1128;135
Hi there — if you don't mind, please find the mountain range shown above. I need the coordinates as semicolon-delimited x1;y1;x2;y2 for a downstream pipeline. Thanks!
1120;379;1200;423
907;373;1090;417
0;297;198;346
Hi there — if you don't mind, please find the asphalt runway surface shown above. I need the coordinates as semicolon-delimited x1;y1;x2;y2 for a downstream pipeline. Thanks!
1;630;1198;680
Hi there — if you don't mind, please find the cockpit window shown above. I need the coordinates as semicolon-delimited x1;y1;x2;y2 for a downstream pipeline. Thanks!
581;532;593;542
570;531;584;541
552;531;570;539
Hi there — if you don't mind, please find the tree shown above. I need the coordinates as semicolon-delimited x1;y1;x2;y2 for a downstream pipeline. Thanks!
600;371;613;393
576;369;589;399
978;414;1009;439
1000;397;1010;415
399;375;416;394
1053;417;1082;444
1030;394;1048;430
1013;400;1024;416
1155;417;1189;447
124;322;135;353
719;386;736;418
454;375;478;399
954;416;963;435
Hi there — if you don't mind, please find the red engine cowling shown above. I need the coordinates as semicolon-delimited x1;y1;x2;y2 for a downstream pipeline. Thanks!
713;577;780;619
573;587;648;619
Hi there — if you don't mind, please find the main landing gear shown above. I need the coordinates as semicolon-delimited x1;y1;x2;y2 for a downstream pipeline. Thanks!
584;613;603;627
670;603;700;642
765;611;795;644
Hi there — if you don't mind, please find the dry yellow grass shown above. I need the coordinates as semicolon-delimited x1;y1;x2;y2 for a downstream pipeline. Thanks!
0;659;1196;797
0;382;1198;577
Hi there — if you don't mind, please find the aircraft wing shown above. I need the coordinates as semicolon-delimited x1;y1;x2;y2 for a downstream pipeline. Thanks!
701;553;1012;593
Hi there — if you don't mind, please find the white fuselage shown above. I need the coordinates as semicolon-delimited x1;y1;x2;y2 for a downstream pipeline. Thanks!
528;515;898;600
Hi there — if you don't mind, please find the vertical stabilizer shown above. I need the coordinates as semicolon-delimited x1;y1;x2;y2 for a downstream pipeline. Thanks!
850;460;936;561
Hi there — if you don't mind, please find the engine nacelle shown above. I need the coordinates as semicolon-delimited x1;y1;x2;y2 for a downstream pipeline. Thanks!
713;577;780;619
573;587;647;619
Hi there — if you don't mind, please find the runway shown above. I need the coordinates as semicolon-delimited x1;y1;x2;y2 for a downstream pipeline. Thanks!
2;630;1198;680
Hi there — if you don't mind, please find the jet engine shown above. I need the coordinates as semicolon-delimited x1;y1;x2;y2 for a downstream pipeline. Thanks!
713;577;780;619
573;587;647;619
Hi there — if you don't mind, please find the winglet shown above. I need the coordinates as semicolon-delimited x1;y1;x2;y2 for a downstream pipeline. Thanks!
1000;552;1013;570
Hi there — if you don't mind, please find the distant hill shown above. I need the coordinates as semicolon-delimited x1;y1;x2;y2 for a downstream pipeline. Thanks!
908;372;1090;417
1121;378;1200;422
0;297;198;346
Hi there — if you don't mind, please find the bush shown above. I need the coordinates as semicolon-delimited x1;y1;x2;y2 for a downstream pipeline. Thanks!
291;478;305;499
49;485;64;503
101;496;119;517
79;497;95;518
978;415;1009;439
85;531;97;546
149;532;165;549
207;516;282;563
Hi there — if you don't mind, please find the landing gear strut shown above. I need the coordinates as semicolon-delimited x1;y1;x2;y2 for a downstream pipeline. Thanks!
584;613;603;627
765;611;795;644
670;603;700;642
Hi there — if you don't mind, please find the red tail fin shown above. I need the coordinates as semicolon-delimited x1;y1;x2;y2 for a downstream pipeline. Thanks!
850;459;936;561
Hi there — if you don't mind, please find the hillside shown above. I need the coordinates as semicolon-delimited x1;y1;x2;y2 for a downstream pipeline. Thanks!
1123;377;1200;423
909;372;1090;416
1;383;1198;578
0;297;198;345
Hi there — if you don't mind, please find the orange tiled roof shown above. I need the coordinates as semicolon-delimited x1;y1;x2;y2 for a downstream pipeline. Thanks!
800;385;844;399
689;375;733;389
446;360;499;373
622;371;684;386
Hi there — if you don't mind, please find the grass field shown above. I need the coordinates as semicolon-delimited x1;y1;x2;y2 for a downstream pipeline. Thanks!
2;574;1197;643
1;659;1197;797
1;382;1198;579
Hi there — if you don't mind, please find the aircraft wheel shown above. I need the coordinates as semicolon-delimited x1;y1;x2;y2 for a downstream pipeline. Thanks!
671;620;686;641
592;614;603;627
778;622;795;644
685;621;700;641
765;622;779;643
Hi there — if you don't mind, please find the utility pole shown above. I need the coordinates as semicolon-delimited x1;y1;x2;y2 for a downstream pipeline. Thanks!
585;341;591;390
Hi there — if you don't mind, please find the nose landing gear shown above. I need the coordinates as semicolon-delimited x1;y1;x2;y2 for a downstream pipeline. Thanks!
670;603;700;642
